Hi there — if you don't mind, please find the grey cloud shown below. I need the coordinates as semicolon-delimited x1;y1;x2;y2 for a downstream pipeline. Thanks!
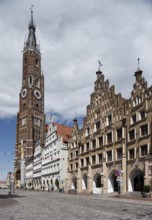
0;0;152;122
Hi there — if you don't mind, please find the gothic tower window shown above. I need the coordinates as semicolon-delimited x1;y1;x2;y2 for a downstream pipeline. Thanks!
28;75;33;86
35;77;40;88
36;58;39;66
23;78;26;87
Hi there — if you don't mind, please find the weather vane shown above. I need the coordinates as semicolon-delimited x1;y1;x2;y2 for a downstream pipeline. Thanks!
137;58;140;70
30;4;34;12
98;60;103;71
75;111;77;119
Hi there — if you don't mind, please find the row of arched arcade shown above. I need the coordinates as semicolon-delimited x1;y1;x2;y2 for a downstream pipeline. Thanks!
70;168;144;194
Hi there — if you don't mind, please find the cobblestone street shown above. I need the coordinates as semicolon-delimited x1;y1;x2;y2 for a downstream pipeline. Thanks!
0;189;152;220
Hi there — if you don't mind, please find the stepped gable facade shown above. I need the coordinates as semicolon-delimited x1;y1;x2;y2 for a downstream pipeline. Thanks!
68;68;152;194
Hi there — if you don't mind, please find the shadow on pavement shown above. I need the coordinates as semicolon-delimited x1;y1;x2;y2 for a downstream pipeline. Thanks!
0;193;25;207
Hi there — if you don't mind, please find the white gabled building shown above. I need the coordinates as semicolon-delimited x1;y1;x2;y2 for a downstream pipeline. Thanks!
42;121;72;191
33;143;42;190
25;159;33;189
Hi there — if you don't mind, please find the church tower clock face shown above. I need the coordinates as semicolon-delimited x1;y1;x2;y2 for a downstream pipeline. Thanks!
21;88;27;98
14;9;45;188
34;89;41;99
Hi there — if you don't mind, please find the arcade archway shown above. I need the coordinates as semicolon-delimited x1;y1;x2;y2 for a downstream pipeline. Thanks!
128;169;144;192
93;173;102;194
108;170;118;193
82;173;87;190
72;176;77;189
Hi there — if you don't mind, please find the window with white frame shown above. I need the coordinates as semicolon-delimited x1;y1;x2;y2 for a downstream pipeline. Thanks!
70;152;73;159
92;139;96;149
86;127;90;136
139;110;145;120
117;128;122;141
81;145;84;153
98;136;103;147
98;153;102;163
92;155;96;165
116;148;122;160
75;150;78;158
107;132;112;144
140;124;148;136
86;142;90;151
129;129;135;141
86;157;90;166
75;163;78;170
140;144;148;157
128;148;135;159
107;150;112;162
131;114;136;124
95;121;100;132
81;159;84;167
107;114;112;126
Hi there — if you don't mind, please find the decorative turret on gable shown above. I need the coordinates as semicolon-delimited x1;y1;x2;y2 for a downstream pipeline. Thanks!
131;67;149;108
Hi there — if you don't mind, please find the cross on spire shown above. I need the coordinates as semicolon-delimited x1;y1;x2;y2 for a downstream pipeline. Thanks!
98;60;103;71
30;4;34;12
137;58;140;70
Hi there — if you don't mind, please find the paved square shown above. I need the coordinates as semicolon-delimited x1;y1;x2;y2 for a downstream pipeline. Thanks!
0;190;152;220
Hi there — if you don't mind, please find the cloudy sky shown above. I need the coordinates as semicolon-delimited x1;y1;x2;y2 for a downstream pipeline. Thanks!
0;0;152;177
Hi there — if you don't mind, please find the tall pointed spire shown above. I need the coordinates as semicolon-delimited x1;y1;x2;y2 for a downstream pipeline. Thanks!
24;5;39;51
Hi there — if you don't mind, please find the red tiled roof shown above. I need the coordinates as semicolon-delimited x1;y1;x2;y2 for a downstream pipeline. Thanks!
53;123;73;143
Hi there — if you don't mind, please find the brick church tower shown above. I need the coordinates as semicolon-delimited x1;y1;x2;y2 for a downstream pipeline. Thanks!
14;9;45;187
